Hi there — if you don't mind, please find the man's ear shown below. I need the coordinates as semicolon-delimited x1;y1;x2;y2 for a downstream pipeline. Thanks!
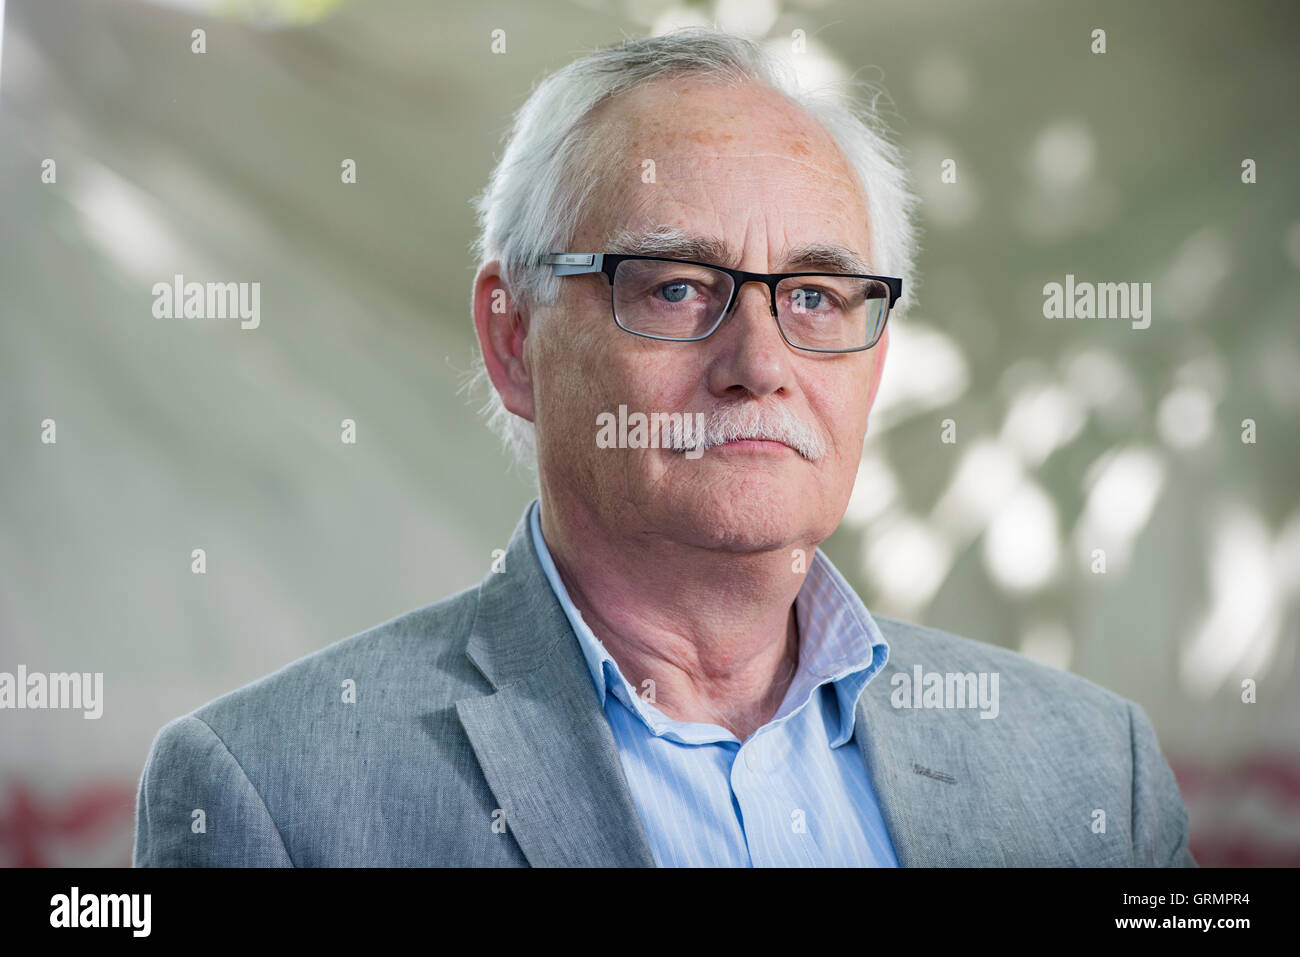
472;260;536;423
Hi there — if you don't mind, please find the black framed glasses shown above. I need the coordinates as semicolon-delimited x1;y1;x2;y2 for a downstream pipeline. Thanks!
541;253;901;353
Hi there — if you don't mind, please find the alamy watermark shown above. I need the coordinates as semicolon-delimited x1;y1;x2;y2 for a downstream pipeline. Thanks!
0;666;103;719
1042;274;1151;330
594;401;829;461
890;665;1000;719
596;405;707;459
50;887;150;937
152;274;260;329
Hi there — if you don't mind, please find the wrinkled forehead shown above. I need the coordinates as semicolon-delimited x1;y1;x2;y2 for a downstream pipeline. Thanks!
573;75;873;260
587;74;840;156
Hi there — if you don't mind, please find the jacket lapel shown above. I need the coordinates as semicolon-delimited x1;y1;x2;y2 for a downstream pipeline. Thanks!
456;501;657;867
854;649;1009;866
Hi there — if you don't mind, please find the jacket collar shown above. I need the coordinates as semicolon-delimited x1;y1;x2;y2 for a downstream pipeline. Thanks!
457;499;990;867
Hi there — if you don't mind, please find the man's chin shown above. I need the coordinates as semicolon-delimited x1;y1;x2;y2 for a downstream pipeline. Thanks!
637;473;818;550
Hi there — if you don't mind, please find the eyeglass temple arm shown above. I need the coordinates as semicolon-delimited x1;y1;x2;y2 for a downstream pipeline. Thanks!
886;277;903;308
542;253;605;276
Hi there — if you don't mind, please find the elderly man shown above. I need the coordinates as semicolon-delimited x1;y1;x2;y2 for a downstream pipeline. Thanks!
134;28;1195;867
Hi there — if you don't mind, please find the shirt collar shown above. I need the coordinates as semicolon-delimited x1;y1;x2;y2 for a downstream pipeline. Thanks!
528;497;889;747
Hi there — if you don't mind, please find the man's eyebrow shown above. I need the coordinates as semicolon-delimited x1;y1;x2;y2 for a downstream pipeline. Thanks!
605;227;736;267
604;227;871;274
781;243;872;275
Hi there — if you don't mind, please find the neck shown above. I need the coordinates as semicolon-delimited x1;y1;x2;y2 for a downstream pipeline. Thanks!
538;494;812;742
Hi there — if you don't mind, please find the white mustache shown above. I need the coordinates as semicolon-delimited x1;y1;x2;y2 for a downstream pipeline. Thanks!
662;403;827;461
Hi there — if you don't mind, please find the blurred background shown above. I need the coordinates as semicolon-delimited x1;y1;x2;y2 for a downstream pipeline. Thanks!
1;0;1297;867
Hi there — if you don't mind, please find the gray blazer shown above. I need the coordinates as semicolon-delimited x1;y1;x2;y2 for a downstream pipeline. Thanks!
133;502;1197;867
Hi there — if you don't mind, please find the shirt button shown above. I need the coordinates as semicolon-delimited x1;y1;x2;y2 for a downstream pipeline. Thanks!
744;741;760;771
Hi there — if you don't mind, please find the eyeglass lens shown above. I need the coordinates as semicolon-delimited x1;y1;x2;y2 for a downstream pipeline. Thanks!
611;258;889;350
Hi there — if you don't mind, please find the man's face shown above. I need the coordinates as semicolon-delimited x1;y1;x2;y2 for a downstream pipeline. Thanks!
530;76;888;553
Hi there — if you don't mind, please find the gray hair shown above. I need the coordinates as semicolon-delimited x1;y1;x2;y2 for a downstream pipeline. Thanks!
466;27;920;478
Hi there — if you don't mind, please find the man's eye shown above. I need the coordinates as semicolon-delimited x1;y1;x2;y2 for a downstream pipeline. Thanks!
792;288;825;310
658;282;695;303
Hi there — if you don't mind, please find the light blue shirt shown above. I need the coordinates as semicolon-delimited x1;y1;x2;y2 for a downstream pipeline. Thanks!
528;499;899;867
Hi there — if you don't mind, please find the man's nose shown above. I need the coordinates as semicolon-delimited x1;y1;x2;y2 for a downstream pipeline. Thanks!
705;281;791;398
